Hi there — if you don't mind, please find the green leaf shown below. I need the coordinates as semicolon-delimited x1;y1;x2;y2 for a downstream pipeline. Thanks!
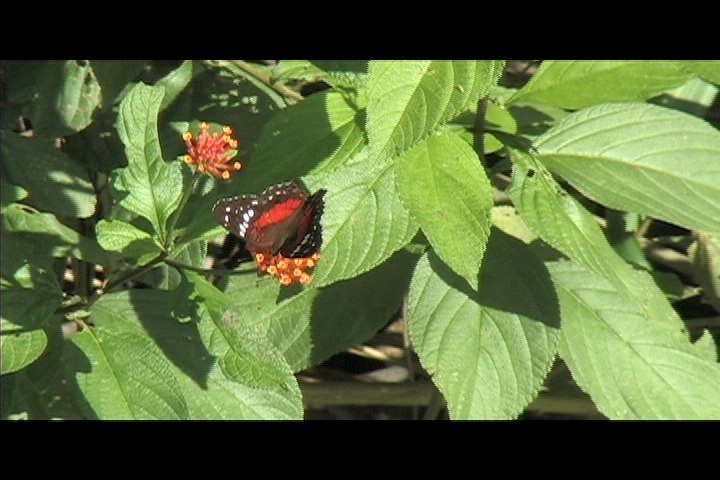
484;101;519;153
91;60;148;109
0;131;97;218
96;219;162;266
509;102;570;139
306;154;419;286
156;60;196;111
694;330;718;363
2;61;101;136
2;328;89;419
245;91;366;190
178;363;302;419
187;273;299;389
509;61;693;109
310;60;369;89
222;249;418;371
653;77;720;118
3;204;112;265
0;177;27;208
272;60;325;83
395;131;493;289
58;60;102;132
408;233;561;420
534;103;720;234
1;257;62;375
443;101;519;156
507;148;687;333
0;266;62;315
90;290;302;419
114;83;183;244
66;309;189;420
366;60;505;160
682;60;720;84
139;240;207;290
0;318;49;375
271;60;369;90
550;260;720;419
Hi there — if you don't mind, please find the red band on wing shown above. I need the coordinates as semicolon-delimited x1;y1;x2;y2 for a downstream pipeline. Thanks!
252;198;305;230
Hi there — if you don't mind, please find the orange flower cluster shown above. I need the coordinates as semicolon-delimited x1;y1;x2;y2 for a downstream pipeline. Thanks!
182;123;241;179
254;252;321;286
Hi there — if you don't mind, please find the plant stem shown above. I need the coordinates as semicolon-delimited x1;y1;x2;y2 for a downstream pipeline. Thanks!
229;60;304;105
165;172;200;250
635;217;654;240
474;97;488;165
422;387;446;420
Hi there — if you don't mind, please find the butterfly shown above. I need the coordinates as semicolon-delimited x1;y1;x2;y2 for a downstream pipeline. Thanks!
213;182;327;258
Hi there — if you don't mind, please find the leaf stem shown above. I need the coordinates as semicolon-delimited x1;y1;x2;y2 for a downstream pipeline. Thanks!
164;258;256;277
102;254;166;293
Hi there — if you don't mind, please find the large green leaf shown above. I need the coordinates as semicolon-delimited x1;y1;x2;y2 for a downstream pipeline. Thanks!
187;273;300;390
305;153;419;286
0;132;97;218
395;131;493;289
245;91;366;190
90;290;302;419
222;249;418;371
507;148;686;333
534;103;720;234
505;150;719;418
366;60;505;160
509;61;693;109
66;311;188;420
550;260;720;419
408;232;560;420
3;204;111;265
114;83;183;245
